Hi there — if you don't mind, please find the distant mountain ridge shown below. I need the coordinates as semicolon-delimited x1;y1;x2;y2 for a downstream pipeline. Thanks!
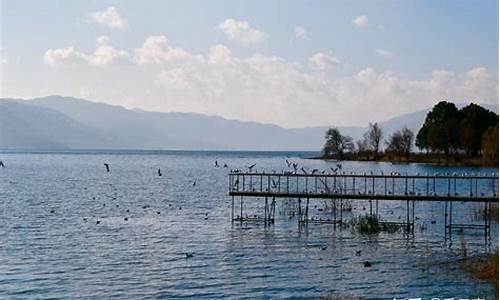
0;96;497;151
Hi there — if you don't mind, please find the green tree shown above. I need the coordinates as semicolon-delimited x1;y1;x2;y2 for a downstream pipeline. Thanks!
458;103;498;156
415;101;459;159
322;128;354;159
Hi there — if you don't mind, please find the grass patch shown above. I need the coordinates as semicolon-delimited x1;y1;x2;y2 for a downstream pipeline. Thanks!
355;215;402;234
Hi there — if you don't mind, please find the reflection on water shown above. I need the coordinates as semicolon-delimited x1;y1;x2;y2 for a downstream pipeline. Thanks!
0;151;497;299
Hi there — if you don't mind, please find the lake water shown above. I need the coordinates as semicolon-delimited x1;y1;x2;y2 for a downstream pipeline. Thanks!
0;150;498;299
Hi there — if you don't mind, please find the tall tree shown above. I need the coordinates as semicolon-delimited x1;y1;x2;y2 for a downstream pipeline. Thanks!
322;128;353;160
458;103;498;156
367;122;383;158
401;127;414;161
386;130;405;161
415;101;459;159
386;127;414;162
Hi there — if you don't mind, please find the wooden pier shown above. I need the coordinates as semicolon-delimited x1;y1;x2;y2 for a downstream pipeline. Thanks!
228;171;498;237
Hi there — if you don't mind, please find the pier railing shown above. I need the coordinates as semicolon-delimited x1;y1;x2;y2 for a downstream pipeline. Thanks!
228;172;499;202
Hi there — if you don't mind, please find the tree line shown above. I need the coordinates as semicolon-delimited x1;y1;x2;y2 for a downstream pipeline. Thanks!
322;101;498;164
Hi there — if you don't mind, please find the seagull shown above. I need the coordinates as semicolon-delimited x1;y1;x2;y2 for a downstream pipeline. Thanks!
330;167;338;173
301;167;307;174
311;169;318;174
336;164;342;170
223;163;228;168
0;160;4;168
285;159;292;167
355;250;361;256
192;180;196;186
214;160;219;167
363;261;372;267
158;168;162;176
185;253;194;258
104;163;110;172
248;164;256;172
292;163;298;172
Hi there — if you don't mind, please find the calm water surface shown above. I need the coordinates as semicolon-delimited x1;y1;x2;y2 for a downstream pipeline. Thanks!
0;150;498;299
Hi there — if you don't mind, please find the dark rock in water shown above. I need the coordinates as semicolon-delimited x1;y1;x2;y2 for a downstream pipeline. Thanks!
363;261;372;267
356;250;361;256
321;246;327;251
179;207;182;210
185;253;194;258
96;220;101;224
157;211;161;215
50;210;55;213
83;218;88;222
124;217;128;221
126;209;130;213
431;220;436;224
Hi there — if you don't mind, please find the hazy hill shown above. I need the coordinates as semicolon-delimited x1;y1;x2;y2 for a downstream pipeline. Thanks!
0;95;497;150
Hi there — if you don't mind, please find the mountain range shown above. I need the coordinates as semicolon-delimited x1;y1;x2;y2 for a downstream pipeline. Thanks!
0;96;497;151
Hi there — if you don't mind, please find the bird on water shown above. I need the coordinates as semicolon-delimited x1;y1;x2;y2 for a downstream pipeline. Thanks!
104;163;110;172
0;160;4;168
158;168;162;176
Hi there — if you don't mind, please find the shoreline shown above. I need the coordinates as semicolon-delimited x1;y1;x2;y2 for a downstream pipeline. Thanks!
309;154;499;167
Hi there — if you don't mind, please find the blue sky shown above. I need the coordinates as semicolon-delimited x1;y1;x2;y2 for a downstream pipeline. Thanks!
1;0;498;127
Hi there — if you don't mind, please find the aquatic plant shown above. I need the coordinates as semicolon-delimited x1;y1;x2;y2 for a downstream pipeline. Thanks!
355;215;401;234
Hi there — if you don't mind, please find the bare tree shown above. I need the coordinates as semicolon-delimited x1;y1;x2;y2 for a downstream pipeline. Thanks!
385;127;414;162
401;127;414;161
368;122;383;157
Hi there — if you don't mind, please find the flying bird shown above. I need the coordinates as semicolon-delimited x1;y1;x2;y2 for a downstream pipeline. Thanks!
311;169;318;174
248;164;256;172
301;167;307;174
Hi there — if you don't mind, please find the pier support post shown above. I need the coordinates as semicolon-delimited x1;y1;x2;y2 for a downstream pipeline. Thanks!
231;196;234;223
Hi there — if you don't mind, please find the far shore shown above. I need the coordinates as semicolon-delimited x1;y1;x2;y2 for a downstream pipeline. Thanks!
309;153;499;167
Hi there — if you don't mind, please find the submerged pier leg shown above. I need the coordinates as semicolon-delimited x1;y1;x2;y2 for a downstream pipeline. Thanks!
265;196;268;225
231;196;234;223
444;200;448;240
240;196;243;224
305;198;309;224
298;198;302;226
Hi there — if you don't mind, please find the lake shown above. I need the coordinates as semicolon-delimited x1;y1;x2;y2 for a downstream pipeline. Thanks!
0;150;497;299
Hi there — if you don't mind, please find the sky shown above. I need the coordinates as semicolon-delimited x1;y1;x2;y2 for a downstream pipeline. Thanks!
1;0;498;128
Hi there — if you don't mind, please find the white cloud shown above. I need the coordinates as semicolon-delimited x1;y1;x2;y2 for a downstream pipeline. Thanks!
294;26;309;39
352;15;368;28
217;19;267;45
309;52;341;70
43;47;88;66
41;37;498;128
374;48;393;58
87;7;127;29
44;37;130;66
134;35;203;65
